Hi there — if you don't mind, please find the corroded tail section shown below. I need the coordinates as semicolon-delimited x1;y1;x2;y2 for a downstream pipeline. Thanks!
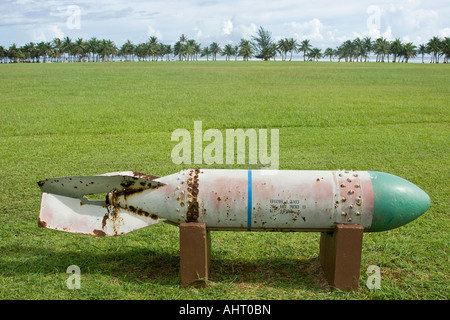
38;172;165;236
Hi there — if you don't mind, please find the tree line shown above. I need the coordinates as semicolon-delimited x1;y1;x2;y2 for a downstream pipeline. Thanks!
1;26;449;64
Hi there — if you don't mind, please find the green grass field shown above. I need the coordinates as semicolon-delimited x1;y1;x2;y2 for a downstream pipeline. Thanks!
0;61;448;300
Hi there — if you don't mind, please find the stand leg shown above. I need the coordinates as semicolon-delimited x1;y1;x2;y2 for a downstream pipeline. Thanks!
179;222;211;287
319;224;364;291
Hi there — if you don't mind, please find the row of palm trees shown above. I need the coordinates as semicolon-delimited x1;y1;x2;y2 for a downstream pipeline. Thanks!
323;36;449;63
1;37;118;63
1;31;449;64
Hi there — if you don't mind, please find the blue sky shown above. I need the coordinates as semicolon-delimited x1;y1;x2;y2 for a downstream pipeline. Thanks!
1;0;449;48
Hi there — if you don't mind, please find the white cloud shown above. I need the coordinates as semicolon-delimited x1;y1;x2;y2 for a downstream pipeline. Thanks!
439;27;450;37
148;25;162;40
0;0;449;47
194;26;203;38
222;20;233;35
237;23;257;40
31;24;65;42
290;18;325;41
366;28;381;40
382;26;393;41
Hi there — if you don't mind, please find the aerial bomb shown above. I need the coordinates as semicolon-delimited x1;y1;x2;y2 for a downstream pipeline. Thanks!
38;169;430;236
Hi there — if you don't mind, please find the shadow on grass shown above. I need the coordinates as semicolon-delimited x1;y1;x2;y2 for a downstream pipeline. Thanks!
0;244;330;291
209;256;330;291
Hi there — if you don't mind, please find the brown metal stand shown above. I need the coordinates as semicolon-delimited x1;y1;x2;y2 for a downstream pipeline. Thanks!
319;224;364;291
179;222;363;291
179;222;211;287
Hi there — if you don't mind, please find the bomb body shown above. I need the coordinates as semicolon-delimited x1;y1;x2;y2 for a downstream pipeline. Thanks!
38;169;430;236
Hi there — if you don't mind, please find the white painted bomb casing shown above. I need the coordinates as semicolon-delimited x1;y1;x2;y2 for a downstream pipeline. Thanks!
38;168;430;236
40;168;428;237
109;169;374;232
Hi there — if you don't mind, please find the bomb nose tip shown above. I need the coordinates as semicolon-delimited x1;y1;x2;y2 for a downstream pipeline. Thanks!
369;171;431;232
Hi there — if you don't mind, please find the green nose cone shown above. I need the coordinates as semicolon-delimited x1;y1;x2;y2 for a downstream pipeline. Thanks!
368;171;430;232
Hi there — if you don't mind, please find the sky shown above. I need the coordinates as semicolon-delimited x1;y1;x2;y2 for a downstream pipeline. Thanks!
1;0;449;49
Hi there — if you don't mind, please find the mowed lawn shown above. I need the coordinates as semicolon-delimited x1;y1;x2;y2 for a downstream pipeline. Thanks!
0;61;448;300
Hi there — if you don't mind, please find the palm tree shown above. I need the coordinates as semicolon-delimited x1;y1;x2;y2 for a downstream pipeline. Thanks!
298;39;312;61
442;37;450;64
402;42;416;63
338;40;355;62
98;39;116;62
308;48;322;61
179;34;187;44
173;41;183;61
417;44;427;63
119;40;135;62
135;43;147;61
252;26;275;61
373;39;382;62
193;42;201;61
201;47;211;61
147;36;160;61
277;38;288;61
185;39;199;61
201;46;211;61
184;40;193;61
209;42;221;61
427;36;442;63
73;38;87;62
52;38;63;62
286;38;298;61
7;43;19;63
98;39;107;62
362;37;373;62
159;43;172;61
233;45;239;61
90;37;101;62
61;36;73;62
0;45;7;63
374;38;390;62
238;39;253;61
390;38;403;63
21;42;36;63
175;34;188;61
222;44;235;61
277;38;297;61
47;43;59;63
38;41;53;63
352;37;365;62
324;48;335;61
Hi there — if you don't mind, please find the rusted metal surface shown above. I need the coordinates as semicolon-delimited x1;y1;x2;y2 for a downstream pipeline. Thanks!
38;169;376;236
39;168;428;236
38;173;165;236
334;170;374;227
130;171;159;181
38;174;161;198
38;191;163;237
100;169;375;232
186;168;200;222
191;169;374;231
